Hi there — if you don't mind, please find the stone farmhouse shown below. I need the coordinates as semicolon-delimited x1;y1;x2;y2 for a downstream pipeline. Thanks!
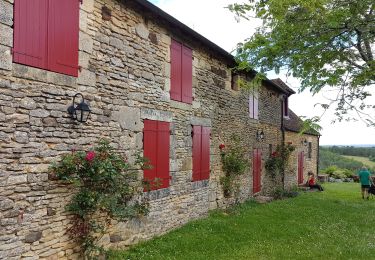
0;0;319;258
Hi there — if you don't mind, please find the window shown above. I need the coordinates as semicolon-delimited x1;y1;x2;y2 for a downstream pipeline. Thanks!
231;74;239;91
192;125;210;181
249;88;259;119
283;96;289;117
143;120;170;190
308;142;312;159
268;144;273;157
170;39;193;104
13;0;80;76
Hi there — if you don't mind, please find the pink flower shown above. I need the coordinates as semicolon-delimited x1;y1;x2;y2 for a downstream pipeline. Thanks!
85;151;96;161
219;144;225;150
271;151;279;158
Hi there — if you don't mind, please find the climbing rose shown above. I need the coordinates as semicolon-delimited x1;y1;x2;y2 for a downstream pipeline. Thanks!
85;151;96;161
271;151;279;158
219;144;225;150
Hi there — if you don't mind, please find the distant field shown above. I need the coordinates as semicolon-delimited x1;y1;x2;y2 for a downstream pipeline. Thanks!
343;155;375;168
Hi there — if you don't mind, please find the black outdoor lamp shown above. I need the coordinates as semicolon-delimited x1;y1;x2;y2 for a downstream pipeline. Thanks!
256;129;265;142
67;93;91;123
302;139;308;146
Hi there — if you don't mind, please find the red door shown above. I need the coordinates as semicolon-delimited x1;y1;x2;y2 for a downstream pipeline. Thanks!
298;151;304;184
253;149;262;194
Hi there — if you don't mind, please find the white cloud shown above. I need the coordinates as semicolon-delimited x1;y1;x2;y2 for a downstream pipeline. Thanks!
148;0;375;145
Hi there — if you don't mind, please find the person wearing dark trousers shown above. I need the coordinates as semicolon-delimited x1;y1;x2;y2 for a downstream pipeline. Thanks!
307;171;324;191
358;167;373;200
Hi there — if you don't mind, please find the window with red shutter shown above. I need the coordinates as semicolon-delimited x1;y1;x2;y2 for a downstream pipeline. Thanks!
143;120;170;190
13;0;48;70
192;125;210;181
13;0;80;77
48;0;80;77
170;39;192;104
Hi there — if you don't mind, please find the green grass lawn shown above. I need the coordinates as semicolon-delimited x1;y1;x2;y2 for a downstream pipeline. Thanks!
343;155;375;169
108;183;375;260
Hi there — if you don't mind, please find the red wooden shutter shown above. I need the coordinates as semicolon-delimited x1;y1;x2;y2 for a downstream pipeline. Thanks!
192;125;202;181
200;127;210;180
298;151;304;184
254;90;259;119
48;0;80;76
144;120;158;190
157;121;170;188
249;93;254;118
13;0;48;69
253;149;262;193
170;40;182;101
181;45;193;104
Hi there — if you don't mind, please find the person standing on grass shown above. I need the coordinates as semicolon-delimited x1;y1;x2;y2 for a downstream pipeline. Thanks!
307;171;324;191
358;167;373;200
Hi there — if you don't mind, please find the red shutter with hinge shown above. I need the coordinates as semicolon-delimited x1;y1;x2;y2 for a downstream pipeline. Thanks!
170;40;182;101
298;151;304;184
143;120;158;190
201;127;210;180
181;45;193;104
192;125;202;181
48;0;80;76
157;121;170;188
13;0;48;69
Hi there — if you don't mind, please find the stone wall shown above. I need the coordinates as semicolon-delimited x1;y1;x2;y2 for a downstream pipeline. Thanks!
284;132;319;187
0;0;287;258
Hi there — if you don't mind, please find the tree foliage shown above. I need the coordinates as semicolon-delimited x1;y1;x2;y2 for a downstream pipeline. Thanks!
229;0;375;125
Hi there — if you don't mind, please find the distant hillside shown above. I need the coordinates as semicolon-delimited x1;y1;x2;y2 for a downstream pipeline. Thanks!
319;148;363;172
323;146;375;157
342;155;375;169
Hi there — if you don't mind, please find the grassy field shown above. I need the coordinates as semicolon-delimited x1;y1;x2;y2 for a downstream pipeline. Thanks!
108;183;375;260
343;155;375;169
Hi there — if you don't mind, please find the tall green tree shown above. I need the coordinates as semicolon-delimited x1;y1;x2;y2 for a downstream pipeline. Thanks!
229;0;375;125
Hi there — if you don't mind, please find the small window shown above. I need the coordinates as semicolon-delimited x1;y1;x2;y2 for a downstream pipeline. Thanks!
249;88;259;119
308;142;312;159
13;0;80;76
231;74;239;91
192;125;210;181
269;144;273;157
143;120;170;190
170;39;193;104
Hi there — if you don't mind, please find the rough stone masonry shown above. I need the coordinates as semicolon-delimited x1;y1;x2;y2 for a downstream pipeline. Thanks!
0;0;317;258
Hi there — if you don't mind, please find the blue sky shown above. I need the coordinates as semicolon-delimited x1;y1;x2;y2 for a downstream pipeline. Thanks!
146;0;375;145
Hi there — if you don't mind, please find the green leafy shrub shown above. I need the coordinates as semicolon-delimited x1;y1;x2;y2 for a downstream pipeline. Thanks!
265;144;295;178
220;135;248;198
272;186;299;200
322;166;354;179
49;139;148;258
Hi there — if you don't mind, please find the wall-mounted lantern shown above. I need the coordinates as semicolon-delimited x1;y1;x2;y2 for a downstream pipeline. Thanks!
301;139;308;146
256;129;264;142
67;93;91;123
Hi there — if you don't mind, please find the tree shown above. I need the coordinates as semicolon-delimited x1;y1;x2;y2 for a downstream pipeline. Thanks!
229;0;375;125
